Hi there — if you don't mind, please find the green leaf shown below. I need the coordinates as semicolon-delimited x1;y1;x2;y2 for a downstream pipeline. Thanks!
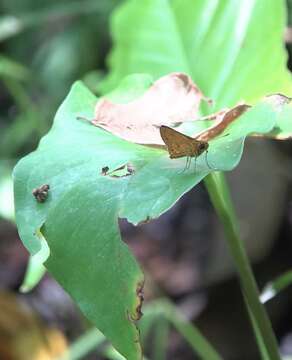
100;0;190;93
13;76;279;358
101;0;292;107
14;81;144;360
20;236;48;293
267;103;292;139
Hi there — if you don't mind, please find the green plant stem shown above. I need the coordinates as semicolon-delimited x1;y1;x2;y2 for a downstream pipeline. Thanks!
57;328;105;360
145;299;223;360
246;300;270;360
204;172;280;360
153;316;169;360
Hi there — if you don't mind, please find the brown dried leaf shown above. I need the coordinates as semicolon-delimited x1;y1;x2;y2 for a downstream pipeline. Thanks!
91;74;290;146
264;93;292;109
195;104;251;141
93;73;209;145
194;94;292;142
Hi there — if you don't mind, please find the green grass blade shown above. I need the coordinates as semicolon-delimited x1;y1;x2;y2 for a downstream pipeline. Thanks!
143;300;223;360
204;172;280;360
153;316;169;360
57;328;105;360
261;269;292;303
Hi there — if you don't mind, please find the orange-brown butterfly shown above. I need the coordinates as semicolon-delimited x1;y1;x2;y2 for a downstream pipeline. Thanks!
160;125;211;171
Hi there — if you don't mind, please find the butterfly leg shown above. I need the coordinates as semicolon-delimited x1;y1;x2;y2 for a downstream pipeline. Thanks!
179;156;190;174
205;151;217;171
194;156;197;173
186;156;192;171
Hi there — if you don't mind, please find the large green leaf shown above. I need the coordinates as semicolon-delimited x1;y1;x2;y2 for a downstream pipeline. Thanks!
267;102;292;138
101;0;292;107
14;76;280;358
14;82;144;360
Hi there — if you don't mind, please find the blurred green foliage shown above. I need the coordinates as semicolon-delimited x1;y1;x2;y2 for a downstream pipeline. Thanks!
0;0;119;159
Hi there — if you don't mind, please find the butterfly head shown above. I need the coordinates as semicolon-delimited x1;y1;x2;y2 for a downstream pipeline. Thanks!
197;141;209;156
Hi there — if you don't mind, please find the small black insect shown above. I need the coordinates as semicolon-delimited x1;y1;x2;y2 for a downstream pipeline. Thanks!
32;184;50;203
101;166;110;175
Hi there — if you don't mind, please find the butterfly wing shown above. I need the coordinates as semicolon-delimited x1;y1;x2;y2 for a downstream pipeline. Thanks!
160;125;196;159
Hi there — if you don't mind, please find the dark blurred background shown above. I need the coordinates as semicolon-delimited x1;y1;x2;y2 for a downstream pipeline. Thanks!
1;1;292;359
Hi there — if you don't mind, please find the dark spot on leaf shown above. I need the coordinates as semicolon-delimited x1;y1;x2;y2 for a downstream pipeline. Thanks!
134;337;140;344
205;97;214;106
32;184;50;203
76;115;93;124
126;163;135;174
270;126;282;136
177;73;192;91
126;279;145;323
126;309;136;323
137;216;151;225
101;166;109;175
135;280;144;321
102;163;135;178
